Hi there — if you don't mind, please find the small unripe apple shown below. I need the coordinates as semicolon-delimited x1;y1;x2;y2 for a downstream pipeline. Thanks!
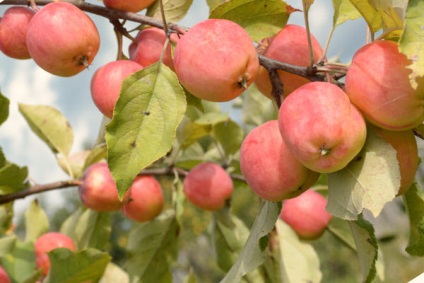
121;176;164;222
278;82;367;173
103;0;155;13
280;189;332;240
129;27;179;70
183;162;234;211
345;40;424;130
174;19;259;102
26;2;100;77
254;24;324;99
35;232;76;275
79;162;125;212
240;120;319;201
90;60;143;118
0;266;11;283
374;126;418;195
0;6;35;59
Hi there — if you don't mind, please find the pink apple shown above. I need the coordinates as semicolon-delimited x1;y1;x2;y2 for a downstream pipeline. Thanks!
280;189;332;240
35;232;76;275
278;82;367;173
26;2;100;77
103;0;155;13
0;6;35;59
90;60;143;118
121;176;164;222
174;19;259;102
0;266;11;283
345;40;424;130
240;120;320;201
183;162;234;211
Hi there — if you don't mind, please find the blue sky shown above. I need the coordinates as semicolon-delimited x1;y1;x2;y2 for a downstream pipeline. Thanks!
0;0;367;216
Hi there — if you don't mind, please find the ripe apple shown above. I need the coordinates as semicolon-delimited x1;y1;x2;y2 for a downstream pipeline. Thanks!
278;82;367;173
129;27;179;70
90;60;143;118
183;162;234;211
79;162;125;212
373;126;418;195
240;120;320;202
174;19;259;102
345;40;424;130
280;189;332;240
35;232;76;275
121;176;164;222
26;2;100;77
254;24;324;99
0;6;35;59
0;266;11;283
103;0;155;13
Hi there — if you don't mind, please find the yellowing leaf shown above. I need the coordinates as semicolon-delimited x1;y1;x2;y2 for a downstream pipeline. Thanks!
332;0;361;27
147;0;194;23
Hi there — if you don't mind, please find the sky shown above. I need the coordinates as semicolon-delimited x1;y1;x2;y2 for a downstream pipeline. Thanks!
0;0;368;218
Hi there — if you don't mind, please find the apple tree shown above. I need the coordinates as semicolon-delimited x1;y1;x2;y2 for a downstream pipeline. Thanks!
0;0;424;282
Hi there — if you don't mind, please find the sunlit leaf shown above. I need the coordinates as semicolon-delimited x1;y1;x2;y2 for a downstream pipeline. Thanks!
19;103;74;156
147;0;194;23
0;92;9;127
332;0;361;27
210;0;298;41
106;63;186;198
348;0;382;37
403;183;424;256
100;263;129;283
24;200;49;243
0;161;29;194
327;128;400;220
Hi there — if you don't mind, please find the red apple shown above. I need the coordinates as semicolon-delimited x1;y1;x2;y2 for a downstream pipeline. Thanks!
121;176;164;222
79;162;125;212
254;24;324;99
129;27;179;70
35;232;76;275
278;82;367;173
240;120;319;201
174;19;259;102
26;2;100;77
280;189;332;240
0;266;11;283
90;60;143;118
183;162;234;211
345;40;424;130
0;6;35;59
103;0;155;13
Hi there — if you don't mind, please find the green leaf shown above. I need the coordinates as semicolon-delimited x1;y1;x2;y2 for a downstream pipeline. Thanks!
326;217;356;251
277;220;322;283
0;148;6;169
327;127;400;220
147;0;194;23
332;0;361;27
209;0;297;41
348;0;382;37
125;209;179;283
100;263;129;283
24;200;49;243
0;92;9;127
0;161;29;194
1;240;38;283
399;0;424;88
212;120;244;156
194;112;229;125
403;183;424;256
241;86;277;132
18;103;74;156
0;203;13;234
176;116;211;149
44;248;111;283
60;206;85;240
74;210;111;250
349;215;378;283
0;234;16;257
220;201;279;283
106;63;186;198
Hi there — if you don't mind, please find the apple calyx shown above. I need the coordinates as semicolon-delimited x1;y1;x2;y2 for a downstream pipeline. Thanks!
320;146;331;156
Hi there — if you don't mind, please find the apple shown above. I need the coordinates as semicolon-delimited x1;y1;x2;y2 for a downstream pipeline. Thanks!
35;232;76;275
129;27;179;70
183;162;234;211
278;82;367;173
103;0;155;13
121;176;164;222
254;24;324;99
174;19;259;102
345;40;424;130
240;120;320;202
280;189;332;240
26;2;100;77
373;126;418;195
79;162;125;212
0;6;35;59
0;266;11;283
90;60;143;118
